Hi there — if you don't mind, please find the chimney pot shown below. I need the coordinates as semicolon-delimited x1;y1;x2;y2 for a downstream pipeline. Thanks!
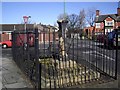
96;10;100;16
117;8;120;16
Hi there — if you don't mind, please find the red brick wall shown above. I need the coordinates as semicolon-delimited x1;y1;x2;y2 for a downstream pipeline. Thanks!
0;32;59;43
38;32;58;43
1;33;9;41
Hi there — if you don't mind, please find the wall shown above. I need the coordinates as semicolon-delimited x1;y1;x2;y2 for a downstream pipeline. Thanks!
1;33;11;42
39;32;58;43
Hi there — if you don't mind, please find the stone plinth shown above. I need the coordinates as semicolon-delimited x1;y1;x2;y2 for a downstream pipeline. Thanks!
39;58;100;88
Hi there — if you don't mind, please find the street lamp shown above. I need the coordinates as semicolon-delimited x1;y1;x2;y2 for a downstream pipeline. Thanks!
23;16;31;48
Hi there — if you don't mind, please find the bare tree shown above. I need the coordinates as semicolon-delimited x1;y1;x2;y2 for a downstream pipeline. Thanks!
57;10;86;39
78;9;86;29
67;14;79;30
86;7;96;27
57;13;79;30
57;9;86;30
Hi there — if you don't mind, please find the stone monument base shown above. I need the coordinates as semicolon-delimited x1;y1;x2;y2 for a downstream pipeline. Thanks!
39;58;100;88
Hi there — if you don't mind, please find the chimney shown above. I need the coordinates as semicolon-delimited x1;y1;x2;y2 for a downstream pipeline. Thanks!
117;1;120;16
117;8;120;16
96;10;100;16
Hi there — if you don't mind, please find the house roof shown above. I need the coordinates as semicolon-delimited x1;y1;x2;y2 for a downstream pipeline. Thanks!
0;24;34;31
0;24;57;32
95;14;120;23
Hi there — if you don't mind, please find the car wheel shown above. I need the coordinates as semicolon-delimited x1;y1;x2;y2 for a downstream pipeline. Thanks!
2;44;8;48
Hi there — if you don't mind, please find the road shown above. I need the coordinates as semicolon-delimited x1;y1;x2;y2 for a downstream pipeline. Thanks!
2;48;12;58
66;38;120;77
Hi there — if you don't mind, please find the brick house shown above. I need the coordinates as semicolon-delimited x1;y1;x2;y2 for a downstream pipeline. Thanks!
83;27;95;39
94;3;120;34
0;24;34;42
84;2;120;38
37;24;58;43
66;28;83;39
0;24;58;42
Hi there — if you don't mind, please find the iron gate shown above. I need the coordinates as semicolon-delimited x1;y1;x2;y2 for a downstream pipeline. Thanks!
12;27;118;88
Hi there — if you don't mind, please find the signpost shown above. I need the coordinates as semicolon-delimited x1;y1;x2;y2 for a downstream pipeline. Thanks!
23;16;31;49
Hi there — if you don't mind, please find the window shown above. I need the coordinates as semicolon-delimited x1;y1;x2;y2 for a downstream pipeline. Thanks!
107;22;113;26
96;23;100;28
105;21;114;26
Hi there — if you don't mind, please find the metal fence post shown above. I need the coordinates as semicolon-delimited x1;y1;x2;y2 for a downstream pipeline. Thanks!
115;28;118;80
11;32;15;61
35;28;41;89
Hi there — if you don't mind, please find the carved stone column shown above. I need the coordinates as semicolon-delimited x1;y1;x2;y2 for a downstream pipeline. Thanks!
57;19;68;58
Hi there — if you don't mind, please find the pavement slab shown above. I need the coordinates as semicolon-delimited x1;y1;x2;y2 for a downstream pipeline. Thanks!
3;72;24;84
2;54;33;89
4;82;28;88
81;80;118;88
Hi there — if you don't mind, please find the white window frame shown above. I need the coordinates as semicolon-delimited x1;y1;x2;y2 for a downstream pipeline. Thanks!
96;23;100;28
105;18;114;26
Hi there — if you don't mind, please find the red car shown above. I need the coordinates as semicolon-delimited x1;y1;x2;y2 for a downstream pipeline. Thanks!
0;40;12;48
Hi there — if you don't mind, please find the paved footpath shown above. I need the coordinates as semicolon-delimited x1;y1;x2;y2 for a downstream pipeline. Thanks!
1;56;33;89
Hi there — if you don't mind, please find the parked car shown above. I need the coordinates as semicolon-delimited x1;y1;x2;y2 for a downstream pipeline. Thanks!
96;34;106;43
0;40;12;48
104;30;120;47
92;32;104;41
113;34;120;46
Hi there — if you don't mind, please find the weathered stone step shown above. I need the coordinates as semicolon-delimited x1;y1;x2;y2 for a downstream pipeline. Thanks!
41;67;100;88
40;59;100;88
41;72;100;88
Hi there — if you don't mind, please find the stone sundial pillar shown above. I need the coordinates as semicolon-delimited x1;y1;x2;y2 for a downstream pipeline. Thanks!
57;19;68;58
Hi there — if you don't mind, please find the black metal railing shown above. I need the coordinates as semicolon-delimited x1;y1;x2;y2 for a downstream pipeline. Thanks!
12;29;40;88
12;27;118;89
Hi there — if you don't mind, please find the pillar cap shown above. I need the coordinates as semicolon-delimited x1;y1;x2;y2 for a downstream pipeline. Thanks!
57;19;68;23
